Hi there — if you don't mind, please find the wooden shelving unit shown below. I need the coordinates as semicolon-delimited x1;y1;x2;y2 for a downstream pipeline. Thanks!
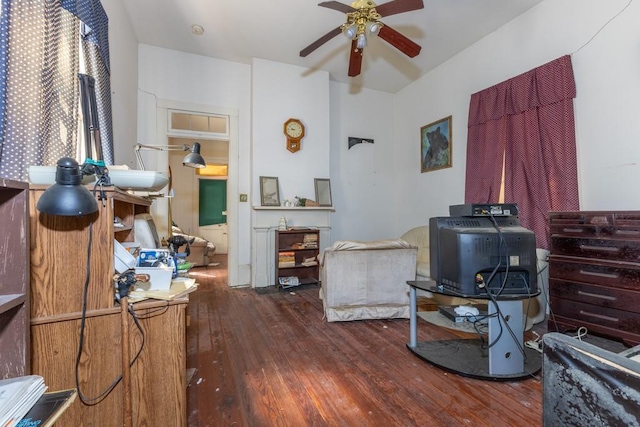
0;179;30;380
28;185;188;426
275;229;320;288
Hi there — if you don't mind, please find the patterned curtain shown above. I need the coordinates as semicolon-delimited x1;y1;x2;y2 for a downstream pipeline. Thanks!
465;55;579;249
0;0;111;181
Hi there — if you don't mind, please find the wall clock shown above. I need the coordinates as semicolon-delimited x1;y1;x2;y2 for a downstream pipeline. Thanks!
284;118;305;153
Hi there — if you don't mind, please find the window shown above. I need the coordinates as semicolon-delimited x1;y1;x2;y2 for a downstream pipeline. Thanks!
465;56;579;249
170;111;229;137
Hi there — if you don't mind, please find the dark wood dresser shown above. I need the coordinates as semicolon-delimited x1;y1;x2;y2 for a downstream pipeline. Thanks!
548;211;640;346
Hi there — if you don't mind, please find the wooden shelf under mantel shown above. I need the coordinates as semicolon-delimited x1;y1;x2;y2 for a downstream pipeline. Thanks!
253;206;335;212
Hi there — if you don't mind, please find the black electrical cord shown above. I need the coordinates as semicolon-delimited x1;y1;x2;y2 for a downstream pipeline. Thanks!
474;214;505;349
74;181;146;406
131;300;170;319
481;214;528;358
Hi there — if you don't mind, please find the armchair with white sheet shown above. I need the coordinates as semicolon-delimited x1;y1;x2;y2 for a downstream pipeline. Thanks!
319;239;418;322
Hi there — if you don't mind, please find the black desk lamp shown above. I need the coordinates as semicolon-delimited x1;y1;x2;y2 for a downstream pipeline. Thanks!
183;142;206;168
37;74;110;216
134;142;206;170
36;157;99;215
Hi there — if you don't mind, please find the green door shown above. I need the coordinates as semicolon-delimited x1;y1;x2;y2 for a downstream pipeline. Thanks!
199;179;227;226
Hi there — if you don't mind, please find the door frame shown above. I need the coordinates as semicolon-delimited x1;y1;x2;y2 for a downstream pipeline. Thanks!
153;99;239;287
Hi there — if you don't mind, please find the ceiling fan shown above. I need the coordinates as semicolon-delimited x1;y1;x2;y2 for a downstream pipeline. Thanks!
300;0;424;77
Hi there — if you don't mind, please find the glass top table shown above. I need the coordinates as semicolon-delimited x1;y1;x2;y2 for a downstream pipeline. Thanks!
406;280;541;380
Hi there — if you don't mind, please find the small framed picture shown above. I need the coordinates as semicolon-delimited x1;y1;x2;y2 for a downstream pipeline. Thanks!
314;178;332;207
420;116;452;173
260;176;280;206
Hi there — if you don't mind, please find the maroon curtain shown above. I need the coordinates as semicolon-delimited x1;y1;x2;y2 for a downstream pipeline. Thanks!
465;55;579;249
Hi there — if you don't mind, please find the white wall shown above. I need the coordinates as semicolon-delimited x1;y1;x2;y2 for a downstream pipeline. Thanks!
393;0;640;237
135;50;332;286
569;0;640;209
251;59;331;206
136;45;252;285
101;0;138;166
329;82;396;242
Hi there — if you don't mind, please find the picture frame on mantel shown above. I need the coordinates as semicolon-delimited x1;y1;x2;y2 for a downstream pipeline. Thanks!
421;115;452;173
314;178;332;207
260;176;280;206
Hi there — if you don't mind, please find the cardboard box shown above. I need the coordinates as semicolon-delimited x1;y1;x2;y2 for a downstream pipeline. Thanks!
137;248;172;267
134;266;174;291
114;240;136;273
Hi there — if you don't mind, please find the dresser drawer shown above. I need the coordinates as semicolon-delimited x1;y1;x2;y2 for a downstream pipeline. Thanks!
548;313;640;346
550;296;640;335
549;258;640;291
550;236;640;262
549;279;640;312
549;211;640;239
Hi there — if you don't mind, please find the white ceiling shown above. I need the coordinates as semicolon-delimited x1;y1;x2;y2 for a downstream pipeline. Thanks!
122;0;544;93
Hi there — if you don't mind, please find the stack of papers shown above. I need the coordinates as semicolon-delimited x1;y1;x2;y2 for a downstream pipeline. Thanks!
129;277;198;301
0;375;47;427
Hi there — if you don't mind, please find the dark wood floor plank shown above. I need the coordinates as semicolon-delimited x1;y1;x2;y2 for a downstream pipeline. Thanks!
221;291;309;425
287;290;528;425
187;266;246;426
273;293;459;426
187;256;543;426
254;290;393;424
242;291;332;425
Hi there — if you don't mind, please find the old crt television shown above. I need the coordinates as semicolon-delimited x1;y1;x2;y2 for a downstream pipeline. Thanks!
429;216;537;296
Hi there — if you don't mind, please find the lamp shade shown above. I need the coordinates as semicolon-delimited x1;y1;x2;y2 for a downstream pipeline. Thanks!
183;142;206;168
343;24;357;40
367;21;381;36
356;33;367;49
36;157;98;216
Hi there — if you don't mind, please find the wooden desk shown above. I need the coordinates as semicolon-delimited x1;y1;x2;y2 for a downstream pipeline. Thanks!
29;186;187;426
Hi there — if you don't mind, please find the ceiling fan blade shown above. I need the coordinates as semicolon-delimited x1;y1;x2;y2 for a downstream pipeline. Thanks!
376;0;424;17
348;40;363;77
378;25;421;57
318;1;356;13
300;26;343;57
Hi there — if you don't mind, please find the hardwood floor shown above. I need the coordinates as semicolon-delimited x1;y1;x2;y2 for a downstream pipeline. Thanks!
186;255;543;426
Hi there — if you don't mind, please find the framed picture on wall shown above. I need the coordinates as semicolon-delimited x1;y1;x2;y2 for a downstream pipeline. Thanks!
260;176;281;206
420;116;452;173
314;178;332;207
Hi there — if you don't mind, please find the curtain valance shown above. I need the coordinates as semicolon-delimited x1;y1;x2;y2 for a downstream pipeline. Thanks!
468;55;576;126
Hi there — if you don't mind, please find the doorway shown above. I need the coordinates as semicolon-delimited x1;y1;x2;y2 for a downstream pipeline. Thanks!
198;179;228;254
168;136;229;255
151;99;240;286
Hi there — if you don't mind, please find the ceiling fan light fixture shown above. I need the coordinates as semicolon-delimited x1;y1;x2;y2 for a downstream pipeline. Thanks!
300;0;424;77
367;21;381;36
356;33;367;49
343;24;358;39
